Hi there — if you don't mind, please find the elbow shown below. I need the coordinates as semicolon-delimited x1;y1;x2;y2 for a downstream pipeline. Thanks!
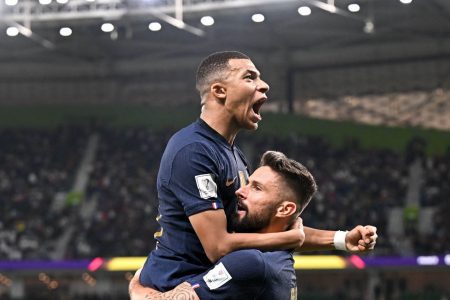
205;243;232;263
205;250;221;263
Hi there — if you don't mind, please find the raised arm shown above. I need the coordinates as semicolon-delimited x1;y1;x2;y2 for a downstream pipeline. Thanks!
189;209;304;262
298;225;378;252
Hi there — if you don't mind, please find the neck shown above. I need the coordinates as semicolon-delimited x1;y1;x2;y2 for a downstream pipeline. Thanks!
257;219;288;234
200;105;239;145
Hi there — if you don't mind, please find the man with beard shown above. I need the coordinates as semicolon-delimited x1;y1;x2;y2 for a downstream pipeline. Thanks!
131;151;377;300
139;51;377;292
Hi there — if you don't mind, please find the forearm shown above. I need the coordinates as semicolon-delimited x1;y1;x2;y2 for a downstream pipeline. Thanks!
215;230;302;259
190;210;303;263
130;281;198;300
297;227;336;252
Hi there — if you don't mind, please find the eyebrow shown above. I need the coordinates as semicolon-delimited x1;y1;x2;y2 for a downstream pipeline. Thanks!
245;69;260;77
250;179;264;188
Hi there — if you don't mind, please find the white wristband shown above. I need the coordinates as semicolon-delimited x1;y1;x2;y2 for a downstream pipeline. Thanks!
334;230;348;251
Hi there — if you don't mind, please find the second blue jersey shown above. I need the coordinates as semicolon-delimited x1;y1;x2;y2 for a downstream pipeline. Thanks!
187;249;297;300
140;119;250;291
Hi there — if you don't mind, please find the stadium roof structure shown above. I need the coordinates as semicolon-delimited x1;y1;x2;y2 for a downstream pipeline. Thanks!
0;0;449;72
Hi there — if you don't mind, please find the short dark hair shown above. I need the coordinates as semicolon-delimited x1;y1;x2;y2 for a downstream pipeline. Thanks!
196;51;250;99
260;151;317;215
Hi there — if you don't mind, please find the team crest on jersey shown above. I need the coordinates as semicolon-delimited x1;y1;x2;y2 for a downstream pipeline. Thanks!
195;174;218;199
203;262;232;290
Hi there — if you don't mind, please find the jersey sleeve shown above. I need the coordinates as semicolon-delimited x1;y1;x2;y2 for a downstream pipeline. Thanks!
168;143;224;217
186;250;267;300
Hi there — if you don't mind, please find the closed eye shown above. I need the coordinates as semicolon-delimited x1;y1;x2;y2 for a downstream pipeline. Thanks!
251;182;262;191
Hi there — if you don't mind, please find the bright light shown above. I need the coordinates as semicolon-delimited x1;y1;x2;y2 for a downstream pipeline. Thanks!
86;0;95;2
39;0;51;4
400;0;412;3
148;22;162;32
251;13;265;23
101;23;114;33
5;0;18;6
200;16;214;26
6;27;19;37
445;254;450;265
417;256;439;266
56;0;68;3
59;27;72;36
348;4;360;12
298;6;311;16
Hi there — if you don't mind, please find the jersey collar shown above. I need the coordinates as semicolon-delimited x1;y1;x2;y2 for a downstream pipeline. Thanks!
197;118;234;149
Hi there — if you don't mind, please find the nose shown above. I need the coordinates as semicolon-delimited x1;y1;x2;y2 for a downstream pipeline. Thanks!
235;185;248;199
258;78;270;94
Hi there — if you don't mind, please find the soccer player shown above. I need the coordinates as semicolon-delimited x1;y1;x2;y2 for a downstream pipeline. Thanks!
140;51;377;291
131;151;377;299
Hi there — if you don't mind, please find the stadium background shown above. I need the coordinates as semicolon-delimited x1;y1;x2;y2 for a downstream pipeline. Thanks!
0;0;449;299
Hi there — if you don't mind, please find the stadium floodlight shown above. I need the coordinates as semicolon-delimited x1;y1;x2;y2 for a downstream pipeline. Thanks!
6;27;19;37
148;22;162;31
59;27;72;36
399;0;412;3
251;13;265;23
348;4;360;12
5;0;18;6
200;16;214;26
298;6;312;16
56;0;68;3
39;0;52;4
101;23;114;33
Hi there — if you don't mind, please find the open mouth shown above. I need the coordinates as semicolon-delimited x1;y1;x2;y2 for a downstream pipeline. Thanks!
252;98;266;115
237;201;247;213
251;98;266;121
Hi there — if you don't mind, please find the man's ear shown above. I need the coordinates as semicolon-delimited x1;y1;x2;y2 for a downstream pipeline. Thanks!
276;201;297;218
211;82;227;101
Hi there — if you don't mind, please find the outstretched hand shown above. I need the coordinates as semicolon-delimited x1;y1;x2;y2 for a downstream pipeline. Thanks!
345;225;378;252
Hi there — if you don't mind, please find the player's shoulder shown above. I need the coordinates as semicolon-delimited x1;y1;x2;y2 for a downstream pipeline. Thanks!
220;249;266;278
168;122;218;152
225;249;264;260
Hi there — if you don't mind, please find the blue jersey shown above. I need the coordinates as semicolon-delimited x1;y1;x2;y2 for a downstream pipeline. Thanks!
187;249;297;300
140;119;250;291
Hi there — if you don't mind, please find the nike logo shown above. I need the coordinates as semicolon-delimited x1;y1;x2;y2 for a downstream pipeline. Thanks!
225;177;237;187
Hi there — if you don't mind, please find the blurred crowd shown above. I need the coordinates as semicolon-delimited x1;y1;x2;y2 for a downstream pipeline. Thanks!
66;127;172;258
0;126;87;260
1;126;449;260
